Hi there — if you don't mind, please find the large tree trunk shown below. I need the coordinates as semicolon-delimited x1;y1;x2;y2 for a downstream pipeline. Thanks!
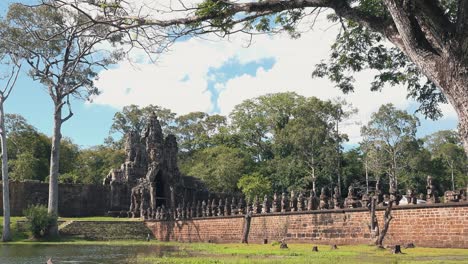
0;100;11;242
48;105;62;236
382;0;468;155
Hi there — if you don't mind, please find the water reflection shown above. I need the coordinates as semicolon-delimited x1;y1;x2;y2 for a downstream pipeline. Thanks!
0;244;176;264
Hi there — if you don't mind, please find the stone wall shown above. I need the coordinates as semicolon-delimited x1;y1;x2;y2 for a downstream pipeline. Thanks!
145;202;468;248
0;181;111;217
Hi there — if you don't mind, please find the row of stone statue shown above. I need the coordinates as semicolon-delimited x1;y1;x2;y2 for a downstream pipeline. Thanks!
137;177;467;220
140;185;391;220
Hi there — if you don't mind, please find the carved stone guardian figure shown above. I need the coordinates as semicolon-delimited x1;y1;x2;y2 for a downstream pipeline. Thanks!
218;199;224;216
262;195;270;213
332;186;341;209
231;197;237;215
406;188;417;204
211;199;217;216
253;196;261;214
426;175;439;204
308;190;319;210
290;191;298;212
272;193;280;213
224;198;230;216
319;187;329;209
297;192;305;211
344;185;360;208
202;200;207;217
281;192;289;212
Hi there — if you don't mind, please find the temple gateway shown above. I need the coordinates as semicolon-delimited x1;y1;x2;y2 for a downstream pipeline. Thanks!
103;113;208;217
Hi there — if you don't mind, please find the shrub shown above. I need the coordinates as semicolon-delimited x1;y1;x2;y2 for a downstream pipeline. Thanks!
23;205;57;238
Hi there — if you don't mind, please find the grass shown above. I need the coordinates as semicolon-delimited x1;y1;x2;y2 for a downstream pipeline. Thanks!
1;218;467;263
0;234;467;263
0;216;142;242
137;243;468;264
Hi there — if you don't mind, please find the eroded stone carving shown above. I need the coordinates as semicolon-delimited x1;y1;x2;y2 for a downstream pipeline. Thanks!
262;195;270;214
426;176;439;204
319;188;329;210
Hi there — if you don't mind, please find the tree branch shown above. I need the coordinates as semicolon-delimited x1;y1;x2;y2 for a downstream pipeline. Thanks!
3;63;22;101
61;95;74;123
413;0;455;54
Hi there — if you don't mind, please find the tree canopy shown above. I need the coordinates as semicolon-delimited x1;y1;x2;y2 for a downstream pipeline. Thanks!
48;0;468;155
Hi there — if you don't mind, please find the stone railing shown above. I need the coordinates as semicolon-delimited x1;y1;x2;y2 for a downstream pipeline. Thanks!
141;185;467;221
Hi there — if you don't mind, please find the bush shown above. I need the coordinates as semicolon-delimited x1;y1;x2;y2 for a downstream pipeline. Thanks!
23;205;57;238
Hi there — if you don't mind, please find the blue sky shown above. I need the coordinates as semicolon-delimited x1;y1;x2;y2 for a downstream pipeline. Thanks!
0;0;458;149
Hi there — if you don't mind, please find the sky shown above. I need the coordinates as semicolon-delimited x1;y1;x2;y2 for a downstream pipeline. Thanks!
0;0;459;149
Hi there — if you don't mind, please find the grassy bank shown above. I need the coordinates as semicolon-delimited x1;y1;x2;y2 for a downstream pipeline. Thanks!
2;238;468;263
2;218;467;263
138;243;468;264
0;216;142;242
1;236;467;263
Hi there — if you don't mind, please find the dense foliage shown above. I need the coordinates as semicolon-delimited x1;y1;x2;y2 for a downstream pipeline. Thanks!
4;93;466;198
23;205;57;238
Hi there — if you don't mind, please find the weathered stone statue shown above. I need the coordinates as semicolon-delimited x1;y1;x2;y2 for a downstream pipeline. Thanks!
224;198;230;216
272;193;280;213
444;190;460;203
262;195;270;213
129;186;142;218
281;192;289;212
202;200;207;217
380;194;390;206
176;204;182;220
460;187;467;202
207;199;212;216
218;199;224;216
389;178;402;205
238;198;246;215
196;201;202;217
211;199;217;217
344;185;360;208
361;193;370;208
290;191;298;212
160;205;167;220
253;196;261;214
308;190;319;210
319;187;329;209
182;202;188;219
426;175;439;204
297;192;305;211
332;186;341;209
406;189;417;204
231;197;237;215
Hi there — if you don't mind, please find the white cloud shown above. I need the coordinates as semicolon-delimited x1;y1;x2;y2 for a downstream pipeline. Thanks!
91;10;457;144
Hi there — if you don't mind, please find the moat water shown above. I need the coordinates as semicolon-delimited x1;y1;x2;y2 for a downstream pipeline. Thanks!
0;244;176;263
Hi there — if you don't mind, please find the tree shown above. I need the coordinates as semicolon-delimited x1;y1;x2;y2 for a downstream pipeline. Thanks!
5;114;51;182
110;104;176;137
361;104;420;190
237;172;272;202
424;130;467;190
361;104;419;247
175;112;227;153
279;96;346;193
6;2;123;235
71;146;125;184
0;29;21;242
180;145;250;193
52;0;468;156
